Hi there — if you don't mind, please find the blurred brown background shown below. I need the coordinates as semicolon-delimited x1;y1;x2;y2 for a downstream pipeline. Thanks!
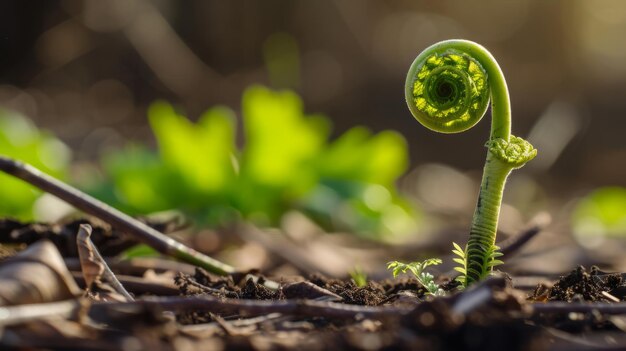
1;0;626;189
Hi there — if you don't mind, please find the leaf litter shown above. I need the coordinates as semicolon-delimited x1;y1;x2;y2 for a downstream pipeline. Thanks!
0;219;624;350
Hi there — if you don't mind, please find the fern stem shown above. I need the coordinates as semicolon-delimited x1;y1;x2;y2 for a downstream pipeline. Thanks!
465;153;512;285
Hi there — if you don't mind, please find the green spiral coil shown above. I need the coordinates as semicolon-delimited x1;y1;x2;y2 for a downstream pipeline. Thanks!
406;49;490;133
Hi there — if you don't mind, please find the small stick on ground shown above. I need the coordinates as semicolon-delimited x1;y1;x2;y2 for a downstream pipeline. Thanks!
64;257;198;276
0;156;234;276
0;296;408;327
71;272;179;296
532;301;626;315
0;300;81;326
91;295;409;320
180;313;285;335
499;212;551;257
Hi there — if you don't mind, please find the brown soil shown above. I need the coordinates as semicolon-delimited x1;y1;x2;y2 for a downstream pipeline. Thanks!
530;266;624;302
169;268;539;350
1;219;626;350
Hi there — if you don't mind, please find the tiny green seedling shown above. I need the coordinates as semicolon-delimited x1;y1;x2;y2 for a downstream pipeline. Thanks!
405;40;536;287
387;258;444;296
349;266;368;288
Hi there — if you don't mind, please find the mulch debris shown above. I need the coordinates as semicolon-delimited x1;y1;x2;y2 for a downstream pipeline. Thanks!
1;219;626;350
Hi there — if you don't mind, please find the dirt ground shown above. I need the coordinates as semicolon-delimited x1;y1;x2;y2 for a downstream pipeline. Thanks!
0;218;625;350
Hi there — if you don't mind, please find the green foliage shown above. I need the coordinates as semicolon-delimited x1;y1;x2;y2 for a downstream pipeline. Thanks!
89;86;417;237
452;242;467;287
486;244;504;271
471;245;502;281
349;266;368;288
150;103;237;195
572;187;626;239
387;258;444;296
0;110;70;220
454;242;503;288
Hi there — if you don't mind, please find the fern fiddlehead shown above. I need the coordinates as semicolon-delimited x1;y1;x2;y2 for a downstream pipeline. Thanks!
405;40;536;286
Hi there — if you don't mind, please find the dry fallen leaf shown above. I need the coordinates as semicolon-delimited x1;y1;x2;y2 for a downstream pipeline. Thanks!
0;240;81;305
77;224;133;302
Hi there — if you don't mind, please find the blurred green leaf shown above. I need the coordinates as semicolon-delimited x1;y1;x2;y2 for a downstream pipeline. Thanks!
100;144;174;214
88;86;418;237
317;127;408;187
0;110;70;220
149;102;237;194
572;187;626;238
241;85;328;191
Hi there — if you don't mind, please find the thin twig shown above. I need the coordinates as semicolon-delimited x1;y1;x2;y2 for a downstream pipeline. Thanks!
187;312;284;330
0;296;408;327
500;212;551;257
541;326;625;350
180;313;286;337
0;300;81;326
0;156;234;276
88;295;408;320
451;285;493;315
185;278;235;297
71;272;179;296
64;257;198;276
532;302;626;315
